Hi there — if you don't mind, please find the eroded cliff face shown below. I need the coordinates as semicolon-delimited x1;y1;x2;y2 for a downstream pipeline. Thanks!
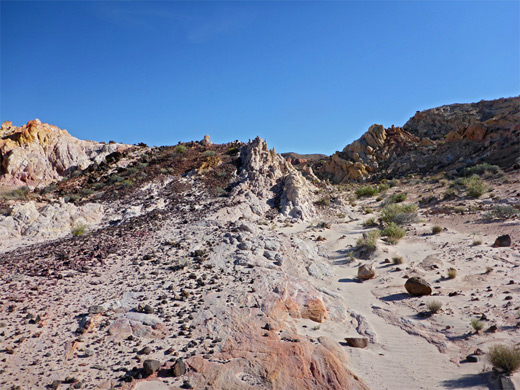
318;96;520;183
0;119;128;187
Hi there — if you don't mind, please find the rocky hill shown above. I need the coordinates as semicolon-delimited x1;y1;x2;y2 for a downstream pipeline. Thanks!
0;100;519;390
318;96;520;183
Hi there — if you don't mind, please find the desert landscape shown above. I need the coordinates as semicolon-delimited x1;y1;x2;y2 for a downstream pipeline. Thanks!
0;96;518;390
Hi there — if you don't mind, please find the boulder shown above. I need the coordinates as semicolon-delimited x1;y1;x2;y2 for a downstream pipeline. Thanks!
358;263;376;280
302;299;328;323
345;337;369;348
142;359;161;376
493;234;511;247
405;277;432;296
171;358;186;377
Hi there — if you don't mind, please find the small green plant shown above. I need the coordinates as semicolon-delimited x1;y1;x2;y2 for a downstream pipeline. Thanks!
64;194;80;203
2;186;30;200
487;345;520;374
447;268;457;279
392;256;404;264
356;230;380;257
175;145;187;154
71;224;87;236
472;239;482;246
377;183;390;193
381;203;418;225
355;185;379;198
226;146;239;155
484;205;520;220
431;225;442;235
315;197;331;206
439;179;449;187
453;175;487;198
364;207;373;214
203;150;216;157
462;163;503;178
362;217;378;227
386;192;407;204
387;179;399;187
381;222;406;244
426;300;443;314
471;318;484;333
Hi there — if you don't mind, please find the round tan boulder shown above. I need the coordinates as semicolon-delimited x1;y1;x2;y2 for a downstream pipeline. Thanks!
358;263;376;280
405;277;432;296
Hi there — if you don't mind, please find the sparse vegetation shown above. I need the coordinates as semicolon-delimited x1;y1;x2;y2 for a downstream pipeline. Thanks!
315;197;331;207
453;175;487;198
472;239;482;246
392;256;404;264
175;145;187;154
203;150;216;157
2;186;30;200
355;185;379;198
71;224;87;236
487;345;520;374
356;230;380;257
431;225;442;235
362;217;378;227
377;183;390;193
426;300;443;314
386;192;407;204
381;222;406;244
471;318;484;333
380;203;418;225
447;268;457;279
462;163;503;178
484;205;520;220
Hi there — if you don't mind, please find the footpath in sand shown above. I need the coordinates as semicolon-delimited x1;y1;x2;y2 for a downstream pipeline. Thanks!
281;210;520;390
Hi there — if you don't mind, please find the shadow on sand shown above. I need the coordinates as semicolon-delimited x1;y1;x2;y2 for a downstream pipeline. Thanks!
379;292;410;302
440;372;492;389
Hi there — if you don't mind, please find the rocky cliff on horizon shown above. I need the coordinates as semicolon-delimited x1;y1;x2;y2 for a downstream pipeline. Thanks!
317;96;520;183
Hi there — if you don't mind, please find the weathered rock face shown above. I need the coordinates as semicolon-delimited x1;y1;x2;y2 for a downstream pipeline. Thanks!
225;137;316;220
318;96;520;182
0;119;127;187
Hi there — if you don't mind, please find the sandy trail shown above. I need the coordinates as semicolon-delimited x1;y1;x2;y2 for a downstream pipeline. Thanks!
284;218;498;390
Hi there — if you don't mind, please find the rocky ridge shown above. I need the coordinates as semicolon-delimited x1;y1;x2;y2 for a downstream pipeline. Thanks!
318;96;520;182
0;119;128;187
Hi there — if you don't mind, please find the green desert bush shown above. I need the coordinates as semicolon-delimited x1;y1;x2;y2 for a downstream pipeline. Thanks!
386;192;407;204
2;186;30;200
431;225;442;235
356;230;380;256
362;217;378;227
487;345;520;374
454;175;487;198
203;150;216;157
377;183;390;193
355;185;379;198
381;222;406;244
174;145;187;154
484;205;520;220
426;300;443;314
463;163;503;178
471;318;484;333
381;203;418;225
71;224;87;236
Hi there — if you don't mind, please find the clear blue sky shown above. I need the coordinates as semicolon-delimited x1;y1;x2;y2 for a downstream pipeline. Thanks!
1;1;518;154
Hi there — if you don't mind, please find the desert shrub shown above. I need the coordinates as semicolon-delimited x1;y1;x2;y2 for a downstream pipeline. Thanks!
426;300;443;313
226;146;239;155
487;345;520;374
203;150;216;157
362;217;378;227
41;184;57;194
392;256;404;264
108;175;125;184
356;230;380;256
315;197;331;207
364;207;373;214
136;162;149;169
472;239;482;246
72;224;87;236
387;179;399;187
355;185;379;198
431;225;442;235
64;194;80;203
375;196;383;202
81;188;95;196
447;268;457;279
381;203;418;225
471;318;484;332
121;180;133;187
463;163;503;178
381;222;406;244
337;212;347;219
175;145;187;154
439;179;449;187
386;192;407;204
2;186;30;200
377;183;390;193
484;205;520;220
454;175;487;198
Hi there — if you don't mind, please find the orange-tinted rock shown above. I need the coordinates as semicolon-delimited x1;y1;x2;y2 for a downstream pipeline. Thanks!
302;299;328;323
186;321;369;390
464;123;487;142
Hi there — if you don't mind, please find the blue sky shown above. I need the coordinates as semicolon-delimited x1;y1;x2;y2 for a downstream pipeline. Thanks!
1;1;518;154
